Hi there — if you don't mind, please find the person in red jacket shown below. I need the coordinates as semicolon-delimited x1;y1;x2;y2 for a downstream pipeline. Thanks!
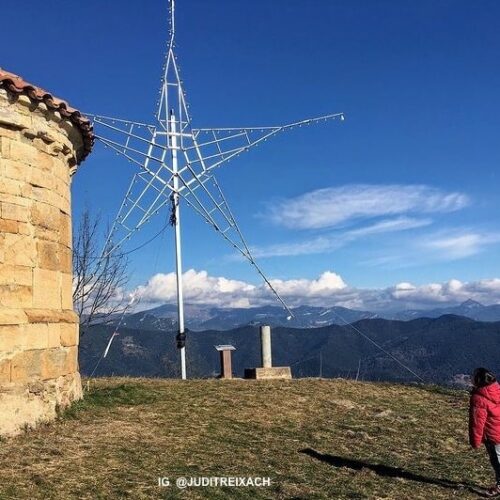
469;367;500;497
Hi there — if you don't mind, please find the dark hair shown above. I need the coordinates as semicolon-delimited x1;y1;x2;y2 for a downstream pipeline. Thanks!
473;368;497;388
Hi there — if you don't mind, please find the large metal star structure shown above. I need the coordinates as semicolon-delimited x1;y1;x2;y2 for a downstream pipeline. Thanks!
88;0;345;379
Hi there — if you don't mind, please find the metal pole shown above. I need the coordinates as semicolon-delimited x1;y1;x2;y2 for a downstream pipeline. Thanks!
170;109;186;379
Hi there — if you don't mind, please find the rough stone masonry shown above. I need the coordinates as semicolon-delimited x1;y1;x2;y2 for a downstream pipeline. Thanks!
0;70;93;435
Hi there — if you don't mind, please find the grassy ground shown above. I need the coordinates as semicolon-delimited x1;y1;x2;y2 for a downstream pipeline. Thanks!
0;378;493;499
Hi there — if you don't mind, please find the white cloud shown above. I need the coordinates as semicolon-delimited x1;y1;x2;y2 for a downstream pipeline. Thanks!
270;271;347;297
252;236;334;258
131;268;500;312
133;269;348;310
422;231;500;259
387;278;500;308
267;184;469;230
252;216;432;258
361;229;500;268
133;270;256;308
346;217;432;237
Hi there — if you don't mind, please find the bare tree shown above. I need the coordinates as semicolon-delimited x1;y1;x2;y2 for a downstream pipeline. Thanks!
72;209;129;333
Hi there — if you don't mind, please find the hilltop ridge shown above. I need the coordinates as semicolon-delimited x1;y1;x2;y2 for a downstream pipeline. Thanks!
0;378;491;499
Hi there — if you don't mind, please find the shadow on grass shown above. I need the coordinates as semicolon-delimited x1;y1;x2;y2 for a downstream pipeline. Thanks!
300;448;488;497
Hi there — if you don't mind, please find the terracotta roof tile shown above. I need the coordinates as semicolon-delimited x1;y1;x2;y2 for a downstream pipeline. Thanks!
0;69;93;164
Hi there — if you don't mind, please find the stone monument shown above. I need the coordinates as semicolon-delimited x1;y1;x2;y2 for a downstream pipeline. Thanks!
0;69;93;435
245;325;292;380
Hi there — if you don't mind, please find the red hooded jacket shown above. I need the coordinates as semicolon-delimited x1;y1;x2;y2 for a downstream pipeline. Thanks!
469;381;500;448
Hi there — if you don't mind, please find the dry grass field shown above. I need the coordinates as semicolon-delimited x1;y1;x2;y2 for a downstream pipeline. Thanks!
0;378;493;499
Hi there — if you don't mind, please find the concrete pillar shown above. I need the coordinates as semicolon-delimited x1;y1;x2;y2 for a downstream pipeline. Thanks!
0;70;93;435
260;325;272;368
244;325;291;380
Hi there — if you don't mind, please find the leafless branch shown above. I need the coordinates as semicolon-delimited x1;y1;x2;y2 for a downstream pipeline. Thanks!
72;209;129;334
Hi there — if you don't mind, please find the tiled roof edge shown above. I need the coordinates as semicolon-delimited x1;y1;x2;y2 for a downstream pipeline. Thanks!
0;69;94;164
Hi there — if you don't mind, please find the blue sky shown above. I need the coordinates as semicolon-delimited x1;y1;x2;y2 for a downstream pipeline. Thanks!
3;0;500;309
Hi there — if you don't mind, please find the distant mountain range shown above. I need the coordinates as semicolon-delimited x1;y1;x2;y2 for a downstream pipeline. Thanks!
80;315;500;385
389;299;500;322
117;299;500;332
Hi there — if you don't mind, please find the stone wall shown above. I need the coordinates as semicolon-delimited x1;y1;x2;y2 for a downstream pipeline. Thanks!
0;88;85;435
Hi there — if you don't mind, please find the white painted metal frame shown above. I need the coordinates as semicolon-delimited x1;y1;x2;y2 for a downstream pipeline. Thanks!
89;0;344;379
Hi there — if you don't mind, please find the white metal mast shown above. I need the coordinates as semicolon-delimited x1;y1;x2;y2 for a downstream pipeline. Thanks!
88;0;345;379
169;108;186;379
164;0;186;379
